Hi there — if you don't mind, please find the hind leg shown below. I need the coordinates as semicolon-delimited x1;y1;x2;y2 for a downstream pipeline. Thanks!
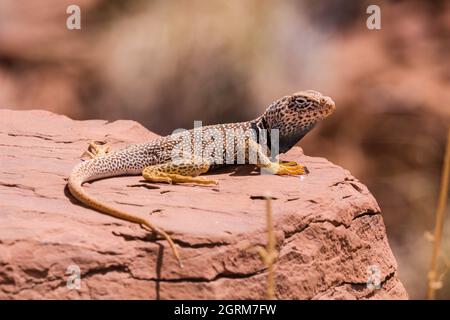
82;141;111;159
142;158;218;185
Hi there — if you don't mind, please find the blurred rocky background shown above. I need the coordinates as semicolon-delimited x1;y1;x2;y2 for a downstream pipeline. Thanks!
0;0;449;299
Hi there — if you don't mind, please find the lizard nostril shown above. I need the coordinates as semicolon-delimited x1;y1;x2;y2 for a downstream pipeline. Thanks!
321;96;335;110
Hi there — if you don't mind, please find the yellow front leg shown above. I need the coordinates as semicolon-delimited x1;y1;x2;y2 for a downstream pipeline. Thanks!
247;139;309;175
262;162;308;175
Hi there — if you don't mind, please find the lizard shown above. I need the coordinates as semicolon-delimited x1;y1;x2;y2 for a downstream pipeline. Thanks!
68;90;335;267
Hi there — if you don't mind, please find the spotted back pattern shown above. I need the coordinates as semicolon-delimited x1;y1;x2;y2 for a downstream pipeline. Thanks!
72;90;335;183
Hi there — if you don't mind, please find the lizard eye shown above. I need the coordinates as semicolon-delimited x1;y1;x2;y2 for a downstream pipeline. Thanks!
293;97;308;108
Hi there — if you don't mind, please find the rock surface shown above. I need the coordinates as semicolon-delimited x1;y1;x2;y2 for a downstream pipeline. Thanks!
0;109;408;299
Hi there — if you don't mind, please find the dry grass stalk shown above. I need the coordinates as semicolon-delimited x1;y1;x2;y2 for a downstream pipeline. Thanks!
256;196;277;300
427;127;450;299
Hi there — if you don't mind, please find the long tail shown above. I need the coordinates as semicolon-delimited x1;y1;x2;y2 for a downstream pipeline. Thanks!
67;157;182;267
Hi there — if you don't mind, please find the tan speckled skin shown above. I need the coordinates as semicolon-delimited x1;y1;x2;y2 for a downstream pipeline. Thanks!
67;90;335;266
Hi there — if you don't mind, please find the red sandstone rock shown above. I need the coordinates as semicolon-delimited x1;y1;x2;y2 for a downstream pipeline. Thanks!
0;109;408;299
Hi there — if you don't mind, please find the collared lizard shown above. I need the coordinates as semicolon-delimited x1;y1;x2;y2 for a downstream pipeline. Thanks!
68;90;335;267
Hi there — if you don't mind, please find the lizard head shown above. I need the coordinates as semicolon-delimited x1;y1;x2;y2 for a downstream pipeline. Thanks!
257;90;335;153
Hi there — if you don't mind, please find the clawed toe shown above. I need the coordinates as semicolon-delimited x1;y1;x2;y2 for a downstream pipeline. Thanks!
196;177;219;185
270;162;309;176
280;160;298;167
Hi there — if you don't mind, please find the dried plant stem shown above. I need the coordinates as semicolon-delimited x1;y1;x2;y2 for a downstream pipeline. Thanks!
265;197;275;300
427;127;450;299
257;196;277;300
